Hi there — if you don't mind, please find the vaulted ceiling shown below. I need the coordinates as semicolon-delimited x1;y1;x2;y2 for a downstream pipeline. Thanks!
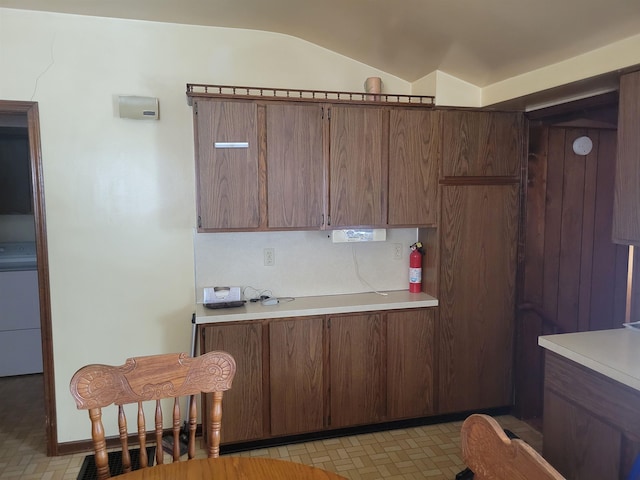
1;0;639;87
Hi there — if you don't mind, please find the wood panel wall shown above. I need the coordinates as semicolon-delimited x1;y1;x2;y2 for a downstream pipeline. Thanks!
516;125;630;420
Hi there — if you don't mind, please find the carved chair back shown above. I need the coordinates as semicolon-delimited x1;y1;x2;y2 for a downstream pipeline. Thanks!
461;414;565;480
70;351;236;480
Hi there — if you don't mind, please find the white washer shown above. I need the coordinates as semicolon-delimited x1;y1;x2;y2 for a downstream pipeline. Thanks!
0;242;42;376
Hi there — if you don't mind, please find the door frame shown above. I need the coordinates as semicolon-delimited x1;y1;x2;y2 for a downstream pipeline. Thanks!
1;100;57;455
514;92;621;421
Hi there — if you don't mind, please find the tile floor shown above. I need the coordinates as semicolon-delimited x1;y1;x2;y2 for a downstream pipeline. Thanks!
0;374;543;479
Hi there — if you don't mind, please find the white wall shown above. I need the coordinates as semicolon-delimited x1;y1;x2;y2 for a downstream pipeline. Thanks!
481;33;640;106
410;71;437;98
0;7;412;443
407;70;482;107
433;71;481;107
2;5;638;446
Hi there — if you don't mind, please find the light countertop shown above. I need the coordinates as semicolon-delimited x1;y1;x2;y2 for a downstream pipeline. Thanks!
195;290;438;324
539;328;640;392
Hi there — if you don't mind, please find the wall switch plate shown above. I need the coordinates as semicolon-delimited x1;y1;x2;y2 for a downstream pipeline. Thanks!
264;248;275;266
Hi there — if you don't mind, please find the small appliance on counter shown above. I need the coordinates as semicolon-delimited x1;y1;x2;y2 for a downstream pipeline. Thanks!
203;286;245;309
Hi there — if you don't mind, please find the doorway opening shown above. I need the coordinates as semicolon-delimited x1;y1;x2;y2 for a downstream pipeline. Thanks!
514;91;633;425
0;100;56;455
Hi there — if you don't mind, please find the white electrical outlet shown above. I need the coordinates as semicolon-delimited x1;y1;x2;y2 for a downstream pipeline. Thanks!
393;243;403;260
264;247;275;266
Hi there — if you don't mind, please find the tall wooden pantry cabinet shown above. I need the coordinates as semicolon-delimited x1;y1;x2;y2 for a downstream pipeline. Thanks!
437;110;524;413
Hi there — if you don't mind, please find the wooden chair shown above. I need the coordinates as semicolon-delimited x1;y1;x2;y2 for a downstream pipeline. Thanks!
70;351;236;480
461;414;565;480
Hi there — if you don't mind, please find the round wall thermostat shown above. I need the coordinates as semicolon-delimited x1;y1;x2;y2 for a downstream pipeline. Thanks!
572;136;593;156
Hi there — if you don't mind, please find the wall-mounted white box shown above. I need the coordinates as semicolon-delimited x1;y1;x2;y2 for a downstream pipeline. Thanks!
118;95;159;120
331;229;387;243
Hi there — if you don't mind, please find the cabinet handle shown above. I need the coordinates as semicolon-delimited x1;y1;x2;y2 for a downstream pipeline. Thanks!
214;142;249;148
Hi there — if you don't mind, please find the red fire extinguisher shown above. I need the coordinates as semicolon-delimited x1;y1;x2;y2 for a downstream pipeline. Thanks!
409;241;425;293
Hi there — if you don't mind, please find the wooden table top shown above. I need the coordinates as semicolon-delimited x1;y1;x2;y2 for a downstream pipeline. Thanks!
115;456;347;479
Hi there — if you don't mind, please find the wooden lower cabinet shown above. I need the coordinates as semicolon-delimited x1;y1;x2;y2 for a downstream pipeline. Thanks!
543;352;640;479
386;309;436;419
328;313;385;428
202;322;264;443
328;309;436;428
201;307;439;444
269;316;324;436
544;390;621;479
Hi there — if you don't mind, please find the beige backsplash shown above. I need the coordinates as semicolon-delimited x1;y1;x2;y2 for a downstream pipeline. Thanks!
194;228;419;301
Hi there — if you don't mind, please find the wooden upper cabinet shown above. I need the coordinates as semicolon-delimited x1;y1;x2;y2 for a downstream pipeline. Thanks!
613;70;640;245
442;110;523;177
329;105;387;228
194;100;260;230
266;104;325;229
388;109;440;226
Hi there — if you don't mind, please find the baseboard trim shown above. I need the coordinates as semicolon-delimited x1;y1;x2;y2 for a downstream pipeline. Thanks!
56;407;512;456
220;406;512;454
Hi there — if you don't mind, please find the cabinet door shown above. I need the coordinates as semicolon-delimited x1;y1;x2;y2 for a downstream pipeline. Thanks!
543;390;621;479
266;104;325;229
388;109;440;226
613;70;640;245
202;322;264;443
386;309;435;419
442;111;523;177
329;106;386;227
269;317;324;436
438;184;519;413
195;100;260;230
329;313;384;428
